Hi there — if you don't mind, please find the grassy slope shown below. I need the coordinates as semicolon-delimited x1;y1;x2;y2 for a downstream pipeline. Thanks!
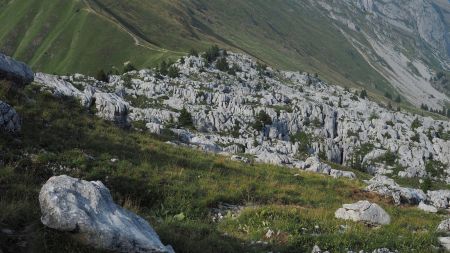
0;0;394;95
0;0;182;75
0;81;445;253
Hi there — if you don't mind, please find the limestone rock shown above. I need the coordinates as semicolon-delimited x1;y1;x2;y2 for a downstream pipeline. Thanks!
427;190;450;209
0;53;33;85
418;201;438;213
439;237;450;251
0;101;20;133
365;175;426;205
335;200;391;225
437;219;450;232
39;175;174;253
302;156;356;179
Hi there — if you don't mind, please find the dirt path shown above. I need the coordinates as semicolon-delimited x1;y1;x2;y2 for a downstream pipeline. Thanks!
81;0;183;54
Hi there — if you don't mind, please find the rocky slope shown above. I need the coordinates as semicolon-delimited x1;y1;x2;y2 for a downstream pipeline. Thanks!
2;0;449;110
313;0;450;109
33;51;450;184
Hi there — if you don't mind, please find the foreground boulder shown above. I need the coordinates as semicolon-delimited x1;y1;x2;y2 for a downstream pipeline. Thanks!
0;101;21;132
0;53;33;85
335;200;391;225
39;175;174;253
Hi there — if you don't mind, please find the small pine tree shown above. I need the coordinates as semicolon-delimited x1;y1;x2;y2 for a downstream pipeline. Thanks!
96;69;108;82
189;48;198;57
203;45;220;63
338;97;342;108
168;66;180;78
395;95;401;103
216;57;229;72
360;89;368;99
178;107;193;128
159;61;168;76
253;110;272;131
256;62;267;75
384;91;392;100
123;62;136;73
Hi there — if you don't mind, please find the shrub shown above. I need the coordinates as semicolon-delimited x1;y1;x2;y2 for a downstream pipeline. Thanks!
369;111;379;121
410;132;420;143
178;107;194;128
360;89;368;99
350;143;374;171
123;62;136;73
425;160;446;178
189;48;198;57
252;110;272;131
411;118;422;130
96;69;108;82
159;61;168;76
216;57;229;72
256;62;267;75
168;66;180;78
384;91;392;100
290;132;312;155
203;45;220;63
312;118;322;128
227;64;241;76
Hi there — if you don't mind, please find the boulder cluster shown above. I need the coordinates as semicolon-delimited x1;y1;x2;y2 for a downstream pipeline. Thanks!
33;51;449;182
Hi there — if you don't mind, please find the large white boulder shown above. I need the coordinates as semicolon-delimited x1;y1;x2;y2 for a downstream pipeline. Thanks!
335;200;391;225
39;175;174;253
0;53;34;85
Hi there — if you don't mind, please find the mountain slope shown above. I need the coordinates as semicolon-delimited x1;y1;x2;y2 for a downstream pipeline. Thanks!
0;66;444;253
0;0;182;74
0;0;394;94
312;0;450;109
0;0;449;108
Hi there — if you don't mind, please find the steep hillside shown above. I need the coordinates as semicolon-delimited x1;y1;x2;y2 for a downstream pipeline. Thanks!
0;0;182;74
0;0;449;109
0;0;395;99
312;0;450;109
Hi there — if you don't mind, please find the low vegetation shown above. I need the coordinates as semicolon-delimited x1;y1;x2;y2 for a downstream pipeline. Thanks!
0;83;444;252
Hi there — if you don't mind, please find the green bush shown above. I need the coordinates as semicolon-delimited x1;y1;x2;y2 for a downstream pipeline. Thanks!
167;66;180;78
425;160;446;178
290;132;312;155
216;57;229;72
95;69;108;82
178;107;194;128
159;61;168;76
359;89;367;99
123;62;136;73
252;110;272;131
411;118;422;130
203;45;220;63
